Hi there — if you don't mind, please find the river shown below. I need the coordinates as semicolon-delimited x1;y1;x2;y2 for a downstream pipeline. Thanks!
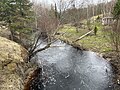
31;40;113;90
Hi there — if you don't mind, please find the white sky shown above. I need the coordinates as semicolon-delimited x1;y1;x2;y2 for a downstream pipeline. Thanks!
31;0;112;5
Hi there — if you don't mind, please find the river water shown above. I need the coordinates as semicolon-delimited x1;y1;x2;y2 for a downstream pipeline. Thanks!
34;40;113;90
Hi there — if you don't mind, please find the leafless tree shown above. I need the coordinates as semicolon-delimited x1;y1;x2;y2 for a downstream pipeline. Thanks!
27;2;60;60
109;20;120;57
27;0;117;61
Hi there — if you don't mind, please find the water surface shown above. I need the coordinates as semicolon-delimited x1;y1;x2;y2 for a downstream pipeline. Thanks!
36;41;113;90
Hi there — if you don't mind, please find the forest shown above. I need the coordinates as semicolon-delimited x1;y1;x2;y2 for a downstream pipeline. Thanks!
0;0;120;90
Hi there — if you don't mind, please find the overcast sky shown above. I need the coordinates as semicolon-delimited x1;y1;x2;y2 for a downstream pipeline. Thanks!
31;0;111;5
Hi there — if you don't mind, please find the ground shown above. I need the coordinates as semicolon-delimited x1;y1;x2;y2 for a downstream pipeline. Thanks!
56;21;112;53
0;36;29;90
0;27;11;39
56;18;120;89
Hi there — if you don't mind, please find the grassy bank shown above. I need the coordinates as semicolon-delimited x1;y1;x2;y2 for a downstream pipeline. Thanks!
56;21;120;89
56;23;112;53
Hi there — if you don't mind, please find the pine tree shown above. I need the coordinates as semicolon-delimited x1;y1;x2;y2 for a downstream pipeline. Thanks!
113;0;120;19
0;0;33;40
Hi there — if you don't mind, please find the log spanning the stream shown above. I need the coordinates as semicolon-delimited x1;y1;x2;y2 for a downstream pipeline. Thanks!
74;30;93;42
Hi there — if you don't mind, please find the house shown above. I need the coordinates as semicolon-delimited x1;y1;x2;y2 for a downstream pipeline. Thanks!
102;17;114;25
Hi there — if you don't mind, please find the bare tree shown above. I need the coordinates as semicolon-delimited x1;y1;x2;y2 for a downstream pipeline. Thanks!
108;20;120;57
27;2;60;61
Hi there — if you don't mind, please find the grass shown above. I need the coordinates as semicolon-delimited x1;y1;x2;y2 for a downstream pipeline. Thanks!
78;29;112;53
56;21;112;53
58;25;89;41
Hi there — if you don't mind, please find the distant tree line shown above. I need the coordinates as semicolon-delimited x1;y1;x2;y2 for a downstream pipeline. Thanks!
55;0;114;24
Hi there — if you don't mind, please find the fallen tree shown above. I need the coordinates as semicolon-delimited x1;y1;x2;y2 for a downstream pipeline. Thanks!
73;30;93;42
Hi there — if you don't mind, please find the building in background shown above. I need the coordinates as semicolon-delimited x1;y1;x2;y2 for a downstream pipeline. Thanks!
102;17;114;25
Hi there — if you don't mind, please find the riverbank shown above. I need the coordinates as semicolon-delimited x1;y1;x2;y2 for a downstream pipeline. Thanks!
0;36;28;90
56;24;120;89
0;36;39;90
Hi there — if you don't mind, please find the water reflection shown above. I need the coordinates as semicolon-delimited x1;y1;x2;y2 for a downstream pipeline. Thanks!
36;41;113;90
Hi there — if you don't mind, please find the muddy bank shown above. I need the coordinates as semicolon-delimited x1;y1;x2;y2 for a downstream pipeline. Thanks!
102;52;120;90
24;68;43;90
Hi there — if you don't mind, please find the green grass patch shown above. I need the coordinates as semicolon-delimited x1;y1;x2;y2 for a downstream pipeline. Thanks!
58;25;89;40
78;30;112;53
56;20;112;53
